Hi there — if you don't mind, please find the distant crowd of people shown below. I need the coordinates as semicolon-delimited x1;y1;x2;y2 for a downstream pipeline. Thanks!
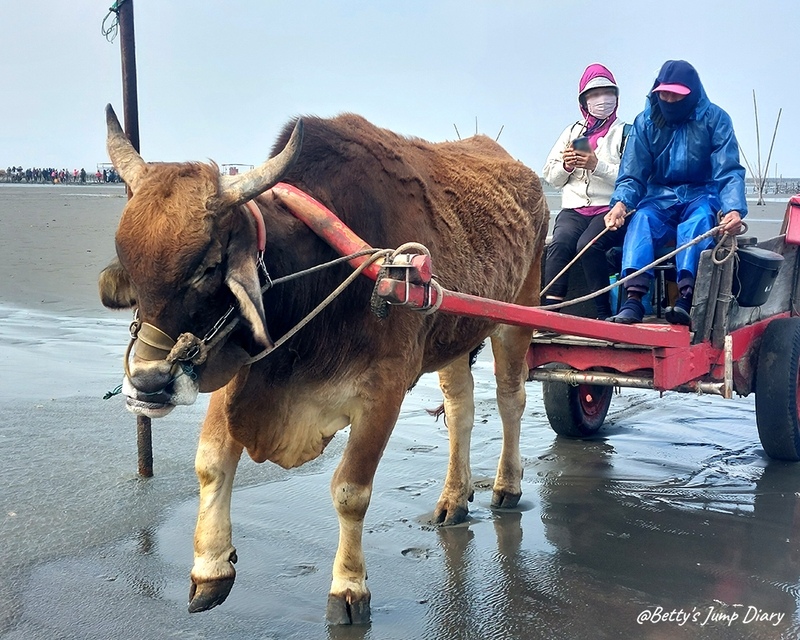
0;166;122;184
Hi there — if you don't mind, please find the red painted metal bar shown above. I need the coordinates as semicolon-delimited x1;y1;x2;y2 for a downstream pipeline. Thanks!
271;182;689;349
527;343;658;374
269;183;383;278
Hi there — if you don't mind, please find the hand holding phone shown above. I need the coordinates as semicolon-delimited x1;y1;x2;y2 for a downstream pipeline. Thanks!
565;136;598;171
572;136;590;152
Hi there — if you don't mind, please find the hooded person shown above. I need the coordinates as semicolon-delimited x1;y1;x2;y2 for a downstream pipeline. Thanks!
605;60;746;326
542;63;630;320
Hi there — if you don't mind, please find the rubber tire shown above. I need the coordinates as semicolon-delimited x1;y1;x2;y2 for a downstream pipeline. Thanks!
542;366;613;438
755;317;800;461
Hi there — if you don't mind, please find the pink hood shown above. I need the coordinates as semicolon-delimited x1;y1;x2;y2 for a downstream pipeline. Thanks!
577;63;619;144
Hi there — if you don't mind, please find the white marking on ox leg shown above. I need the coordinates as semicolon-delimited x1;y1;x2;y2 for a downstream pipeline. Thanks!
326;381;406;625
433;354;475;525
330;482;372;597
328;476;374;626
189;391;243;612
490;325;531;509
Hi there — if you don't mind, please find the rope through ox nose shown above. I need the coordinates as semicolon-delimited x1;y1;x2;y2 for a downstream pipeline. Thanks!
166;247;395;368
165;305;240;366
106;243;437;401
243;249;394;365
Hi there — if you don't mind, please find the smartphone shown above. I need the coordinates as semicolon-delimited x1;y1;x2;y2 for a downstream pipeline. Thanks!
572;136;590;152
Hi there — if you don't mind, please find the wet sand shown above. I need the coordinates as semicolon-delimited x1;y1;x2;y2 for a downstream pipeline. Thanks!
1;184;799;639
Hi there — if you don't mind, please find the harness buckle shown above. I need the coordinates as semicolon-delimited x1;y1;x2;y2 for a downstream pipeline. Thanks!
258;251;273;290
129;309;141;339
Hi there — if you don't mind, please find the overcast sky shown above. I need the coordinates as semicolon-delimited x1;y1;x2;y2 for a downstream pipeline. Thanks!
2;1;799;179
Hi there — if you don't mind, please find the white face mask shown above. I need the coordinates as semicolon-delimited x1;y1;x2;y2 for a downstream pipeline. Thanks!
586;94;617;119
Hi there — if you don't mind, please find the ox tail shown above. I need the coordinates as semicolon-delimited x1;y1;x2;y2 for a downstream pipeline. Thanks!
426;341;486;422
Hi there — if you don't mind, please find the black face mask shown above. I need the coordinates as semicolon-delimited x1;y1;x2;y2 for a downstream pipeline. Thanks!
657;95;696;125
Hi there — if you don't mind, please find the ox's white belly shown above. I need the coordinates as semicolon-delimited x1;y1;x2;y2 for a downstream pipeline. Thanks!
232;378;361;469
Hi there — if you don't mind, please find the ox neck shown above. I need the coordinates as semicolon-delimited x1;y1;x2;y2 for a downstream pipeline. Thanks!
244;200;266;253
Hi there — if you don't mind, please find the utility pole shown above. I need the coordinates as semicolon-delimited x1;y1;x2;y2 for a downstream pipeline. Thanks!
110;0;152;477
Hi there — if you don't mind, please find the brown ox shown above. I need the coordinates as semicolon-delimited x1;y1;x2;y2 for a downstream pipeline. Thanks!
99;105;548;624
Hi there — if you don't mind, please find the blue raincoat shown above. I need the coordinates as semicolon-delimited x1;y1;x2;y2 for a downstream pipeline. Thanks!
610;68;747;285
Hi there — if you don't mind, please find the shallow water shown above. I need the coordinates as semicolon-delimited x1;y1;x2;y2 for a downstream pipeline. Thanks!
1;304;800;639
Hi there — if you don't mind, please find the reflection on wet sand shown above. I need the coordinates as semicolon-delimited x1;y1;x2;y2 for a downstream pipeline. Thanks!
4;330;800;639
3;188;800;638
420;431;800;639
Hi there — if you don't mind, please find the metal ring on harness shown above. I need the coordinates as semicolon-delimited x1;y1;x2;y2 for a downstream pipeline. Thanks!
123;320;180;380
420;280;444;315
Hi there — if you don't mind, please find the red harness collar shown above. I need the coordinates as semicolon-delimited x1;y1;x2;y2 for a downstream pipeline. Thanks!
244;200;266;253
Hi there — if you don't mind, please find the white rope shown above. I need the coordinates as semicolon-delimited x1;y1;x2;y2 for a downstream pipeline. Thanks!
543;222;734;311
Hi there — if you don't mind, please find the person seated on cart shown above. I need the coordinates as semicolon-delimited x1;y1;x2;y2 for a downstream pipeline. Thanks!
604;59;746;326
542;63;629;320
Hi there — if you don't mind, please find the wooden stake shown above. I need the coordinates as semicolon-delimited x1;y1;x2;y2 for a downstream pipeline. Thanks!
760;108;782;197
117;0;153;477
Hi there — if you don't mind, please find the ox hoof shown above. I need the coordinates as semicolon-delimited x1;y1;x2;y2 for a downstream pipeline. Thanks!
188;577;236;613
491;489;522;509
433;504;469;526
326;590;371;625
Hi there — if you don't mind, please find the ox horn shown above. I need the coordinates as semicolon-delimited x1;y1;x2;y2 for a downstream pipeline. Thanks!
105;104;147;191
219;119;304;206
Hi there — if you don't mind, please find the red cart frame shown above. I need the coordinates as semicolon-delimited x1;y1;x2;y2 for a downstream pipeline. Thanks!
273;183;800;461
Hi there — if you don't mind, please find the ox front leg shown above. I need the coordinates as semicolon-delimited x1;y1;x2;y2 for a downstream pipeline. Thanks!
326;384;405;625
188;391;243;612
433;354;475;525
489;325;531;509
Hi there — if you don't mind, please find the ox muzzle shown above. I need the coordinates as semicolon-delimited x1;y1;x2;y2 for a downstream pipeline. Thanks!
122;313;224;417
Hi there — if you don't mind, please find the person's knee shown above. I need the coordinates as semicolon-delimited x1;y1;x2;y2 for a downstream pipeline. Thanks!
628;207;660;232
546;236;575;260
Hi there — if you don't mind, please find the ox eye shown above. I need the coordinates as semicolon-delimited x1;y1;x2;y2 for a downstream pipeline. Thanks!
195;263;220;285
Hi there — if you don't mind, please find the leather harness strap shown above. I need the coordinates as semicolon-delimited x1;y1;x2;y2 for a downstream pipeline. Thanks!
244;199;266;252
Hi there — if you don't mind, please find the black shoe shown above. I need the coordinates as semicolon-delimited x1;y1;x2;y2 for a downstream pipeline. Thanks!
607;297;645;324
665;295;692;326
594;299;612;321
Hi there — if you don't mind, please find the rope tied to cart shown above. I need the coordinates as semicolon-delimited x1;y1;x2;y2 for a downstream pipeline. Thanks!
542;214;748;312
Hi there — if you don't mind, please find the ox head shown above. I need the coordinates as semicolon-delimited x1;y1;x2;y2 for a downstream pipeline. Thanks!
99;104;303;418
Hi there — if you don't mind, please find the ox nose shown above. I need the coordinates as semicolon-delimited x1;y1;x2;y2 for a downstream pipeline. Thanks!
128;357;179;396
125;321;180;396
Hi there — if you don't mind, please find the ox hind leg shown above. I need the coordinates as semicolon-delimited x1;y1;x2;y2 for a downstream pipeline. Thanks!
490;322;533;508
433;353;475;525
326;378;407;625
188;390;243;612
490;240;542;507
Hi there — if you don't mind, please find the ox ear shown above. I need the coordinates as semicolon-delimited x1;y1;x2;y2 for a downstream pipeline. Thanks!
105;104;146;191
98;258;137;309
224;235;272;349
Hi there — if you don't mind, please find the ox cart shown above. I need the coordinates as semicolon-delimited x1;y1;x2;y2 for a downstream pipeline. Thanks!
279;185;800;462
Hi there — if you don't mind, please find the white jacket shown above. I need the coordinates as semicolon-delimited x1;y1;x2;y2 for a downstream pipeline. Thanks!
542;120;628;211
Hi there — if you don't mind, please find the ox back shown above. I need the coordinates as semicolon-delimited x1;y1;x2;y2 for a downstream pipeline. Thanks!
257;114;546;381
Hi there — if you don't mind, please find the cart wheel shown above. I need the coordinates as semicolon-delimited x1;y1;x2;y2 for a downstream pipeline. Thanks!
542;366;613;438
755;317;800;461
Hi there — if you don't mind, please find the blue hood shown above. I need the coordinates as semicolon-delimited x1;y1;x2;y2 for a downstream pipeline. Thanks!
647;60;710;126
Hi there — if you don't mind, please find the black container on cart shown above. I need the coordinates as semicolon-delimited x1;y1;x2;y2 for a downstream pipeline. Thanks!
733;245;784;307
